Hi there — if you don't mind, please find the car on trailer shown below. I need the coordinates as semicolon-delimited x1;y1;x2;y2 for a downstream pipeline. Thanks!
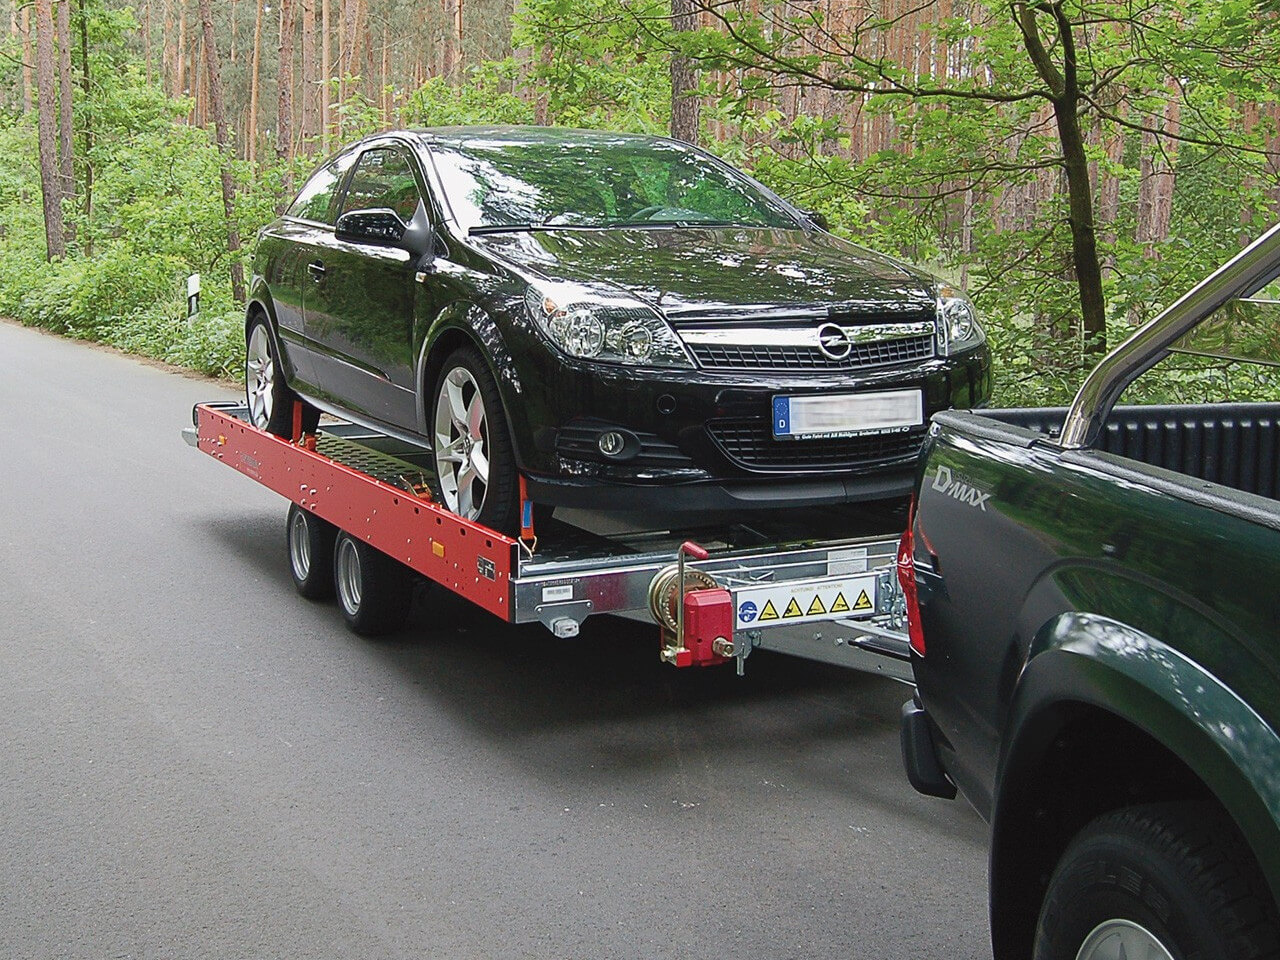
245;125;991;535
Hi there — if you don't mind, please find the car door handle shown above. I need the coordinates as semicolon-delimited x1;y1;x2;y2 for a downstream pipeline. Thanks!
307;260;326;279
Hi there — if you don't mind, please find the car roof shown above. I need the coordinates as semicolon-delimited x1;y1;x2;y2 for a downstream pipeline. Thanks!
405;125;681;150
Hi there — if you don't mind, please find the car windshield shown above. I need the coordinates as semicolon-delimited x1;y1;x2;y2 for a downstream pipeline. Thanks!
428;134;799;232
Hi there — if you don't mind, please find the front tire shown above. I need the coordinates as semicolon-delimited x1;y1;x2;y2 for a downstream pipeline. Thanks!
246;315;319;438
430;346;519;534
1034;802;1280;960
332;530;414;637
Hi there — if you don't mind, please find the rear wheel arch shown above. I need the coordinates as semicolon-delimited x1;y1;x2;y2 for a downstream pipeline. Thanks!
988;638;1280;960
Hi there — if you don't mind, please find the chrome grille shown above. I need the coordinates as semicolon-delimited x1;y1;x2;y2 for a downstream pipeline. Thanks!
708;418;926;471
688;335;935;372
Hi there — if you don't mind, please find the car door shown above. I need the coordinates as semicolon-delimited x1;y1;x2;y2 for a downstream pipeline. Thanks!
263;150;357;392
303;142;426;430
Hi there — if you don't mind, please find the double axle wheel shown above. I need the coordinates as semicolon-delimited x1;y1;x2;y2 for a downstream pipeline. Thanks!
285;504;414;637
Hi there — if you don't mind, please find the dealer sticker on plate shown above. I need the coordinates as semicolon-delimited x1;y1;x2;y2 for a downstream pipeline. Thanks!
772;389;923;440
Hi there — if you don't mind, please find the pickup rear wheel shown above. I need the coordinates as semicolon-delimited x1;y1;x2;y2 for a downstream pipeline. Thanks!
332;530;414;637
286;504;336;600
1033;802;1280;960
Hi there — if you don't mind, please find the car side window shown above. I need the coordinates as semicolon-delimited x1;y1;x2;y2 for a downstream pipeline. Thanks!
287;153;356;224
340;147;423;223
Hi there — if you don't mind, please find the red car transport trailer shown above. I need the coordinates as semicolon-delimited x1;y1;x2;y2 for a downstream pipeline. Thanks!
185;400;912;681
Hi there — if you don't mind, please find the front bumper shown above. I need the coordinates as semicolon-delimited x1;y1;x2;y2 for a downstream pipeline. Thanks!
502;337;992;506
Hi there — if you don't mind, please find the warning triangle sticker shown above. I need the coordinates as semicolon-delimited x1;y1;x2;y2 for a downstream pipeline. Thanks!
853;589;873;611
782;597;803;618
806;595;826;616
758;599;780;621
830;592;850;613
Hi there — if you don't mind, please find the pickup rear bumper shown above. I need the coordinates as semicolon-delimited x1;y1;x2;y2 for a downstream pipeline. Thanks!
901;696;957;800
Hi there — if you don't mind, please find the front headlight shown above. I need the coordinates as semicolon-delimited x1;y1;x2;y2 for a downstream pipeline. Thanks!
935;284;985;354
524;286;694;368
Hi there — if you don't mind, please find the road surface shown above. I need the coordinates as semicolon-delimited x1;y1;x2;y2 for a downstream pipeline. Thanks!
0;319;989;959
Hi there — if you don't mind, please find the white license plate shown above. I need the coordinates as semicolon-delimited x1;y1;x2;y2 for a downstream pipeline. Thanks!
772;389;923;439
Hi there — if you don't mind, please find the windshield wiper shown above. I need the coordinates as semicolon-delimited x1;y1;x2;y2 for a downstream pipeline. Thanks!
468;223;551;235
469;219;751;235
595;219;747;230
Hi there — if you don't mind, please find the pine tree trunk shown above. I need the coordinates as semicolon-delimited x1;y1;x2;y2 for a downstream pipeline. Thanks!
454;0;464;78
76;0;92;251
321;0;331;146
340;0;357;111
175;4;185;98
441;0;455;80
277;0;295;170
142;0;152;83
8;5;19;112
301;0;316;144
669;0;699;143
249;0;263;166
55;0;74;212
35;0;66;260
196;0;246;302
380;22;389;122
21;6;33;114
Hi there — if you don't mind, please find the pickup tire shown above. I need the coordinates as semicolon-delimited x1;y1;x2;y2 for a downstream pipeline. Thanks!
1033;802;1279;960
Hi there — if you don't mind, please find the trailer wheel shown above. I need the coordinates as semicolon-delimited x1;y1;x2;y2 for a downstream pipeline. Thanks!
286;504;336;600
332;530;413;637
1033;802;1280;960
246;317;319;438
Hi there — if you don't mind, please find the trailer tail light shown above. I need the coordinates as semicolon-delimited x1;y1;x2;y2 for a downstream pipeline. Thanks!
897;498;926;657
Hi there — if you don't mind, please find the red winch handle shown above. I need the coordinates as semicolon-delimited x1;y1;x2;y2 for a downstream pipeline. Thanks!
680;541;710;562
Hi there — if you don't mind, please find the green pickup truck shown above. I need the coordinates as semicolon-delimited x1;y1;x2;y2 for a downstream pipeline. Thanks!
900;225;1280;959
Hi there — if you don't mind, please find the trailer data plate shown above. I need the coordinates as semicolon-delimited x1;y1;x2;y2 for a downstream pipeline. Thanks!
734;574;877;629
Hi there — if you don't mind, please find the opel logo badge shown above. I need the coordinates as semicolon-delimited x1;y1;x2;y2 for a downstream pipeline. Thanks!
816;322;853;360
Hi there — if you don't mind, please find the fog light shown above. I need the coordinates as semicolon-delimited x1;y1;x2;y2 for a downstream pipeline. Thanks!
598;431;626;457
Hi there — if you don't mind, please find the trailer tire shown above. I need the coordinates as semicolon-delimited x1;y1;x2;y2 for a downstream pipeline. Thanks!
332;530;413;637
286;504;336;600
246;316;319;438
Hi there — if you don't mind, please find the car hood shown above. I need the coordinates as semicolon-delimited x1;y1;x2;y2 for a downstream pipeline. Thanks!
473;227;937;320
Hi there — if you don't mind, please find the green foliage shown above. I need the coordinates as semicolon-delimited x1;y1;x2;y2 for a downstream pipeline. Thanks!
3;0;1280;413
401;65;535;127
515;0;670;132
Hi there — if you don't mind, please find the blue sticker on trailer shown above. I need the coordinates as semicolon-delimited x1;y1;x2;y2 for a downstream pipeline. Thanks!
738;601;758;622
772;396;790;436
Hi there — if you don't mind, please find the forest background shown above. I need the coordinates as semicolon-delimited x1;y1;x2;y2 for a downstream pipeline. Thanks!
4;0;1280;406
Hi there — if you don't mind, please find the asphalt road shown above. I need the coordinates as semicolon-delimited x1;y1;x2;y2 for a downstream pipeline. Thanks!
1;319;989;960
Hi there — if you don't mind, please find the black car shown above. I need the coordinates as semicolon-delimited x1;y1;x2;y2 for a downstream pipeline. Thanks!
247;126;991;533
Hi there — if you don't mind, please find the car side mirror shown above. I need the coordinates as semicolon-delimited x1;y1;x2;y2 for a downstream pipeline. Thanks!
335;208;407;245
800;209;830;232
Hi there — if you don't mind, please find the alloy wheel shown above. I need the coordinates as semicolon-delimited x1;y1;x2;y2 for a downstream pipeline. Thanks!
246;324;275;429
433;365;490;520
